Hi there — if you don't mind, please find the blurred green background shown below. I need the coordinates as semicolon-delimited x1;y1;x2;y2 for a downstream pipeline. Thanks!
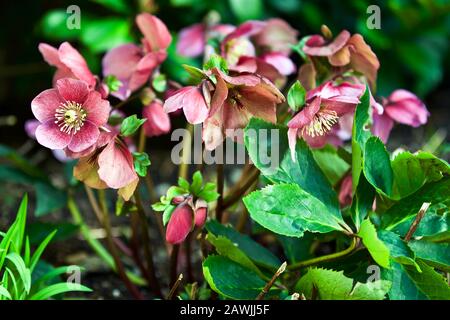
0;0;449;169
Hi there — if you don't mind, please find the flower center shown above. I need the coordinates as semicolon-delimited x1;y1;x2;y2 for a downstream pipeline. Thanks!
54;101;87;135
301;109;339;138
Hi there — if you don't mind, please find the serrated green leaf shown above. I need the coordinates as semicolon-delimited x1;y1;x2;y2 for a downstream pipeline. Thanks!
381;261;427;300
244;183;345;237
409;240;450;272
295;268;391;300
206;220;280;269
378;230;420;271
312;145;350;186
202;255;270;300
132;152;151;177
363;137;393;196
358;219;390;268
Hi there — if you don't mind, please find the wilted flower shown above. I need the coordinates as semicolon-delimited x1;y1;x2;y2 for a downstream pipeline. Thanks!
31;78;110;153
287;81;364;156
39;42;96;88
372;89;429;142
102;13;171;100
143;100;171;137
302;30;379;88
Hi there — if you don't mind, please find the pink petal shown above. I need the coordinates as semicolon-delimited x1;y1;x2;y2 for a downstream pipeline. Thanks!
24;119;40;139
38;43;63;68
35;121;71;150
143;101;171;137
177;24;205;57
388;89;419;103
83;91;111;126
222;21;266;50
128;52;159;93
253;18;298;54
56;78;90;103
203;114;224;151
102;44;142;81
53;67;76;86
194;207;207;227
210;73;228;116
31;88;64;122
67;121;100;153
302;132;329;148
260;52;296;75
163;86;194;113
288;127;299;161
303;30;350;56
238;85;278;123
58;42;96;87
216;68;261;86
166;203;193;244
222;100;251;130
136;13;172;51
347;34;380;88
385;101;429;127
338;175;353;207
98;140;138;189
287;97;321;129
182;87;209;124
372;111;394;143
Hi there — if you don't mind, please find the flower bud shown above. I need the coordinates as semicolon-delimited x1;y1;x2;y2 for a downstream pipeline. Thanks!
165;202;194;244
194;199;208;227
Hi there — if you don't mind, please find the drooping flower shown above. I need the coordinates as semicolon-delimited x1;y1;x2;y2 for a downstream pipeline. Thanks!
203;68;285;150
102;13;171;100
143;100;171;137
287;81;364;157
302;30;379;88
31;78;111;153
163;85;210;125
39;42;96;88
372;89;429;143
338;175;353;207
73;130;139;201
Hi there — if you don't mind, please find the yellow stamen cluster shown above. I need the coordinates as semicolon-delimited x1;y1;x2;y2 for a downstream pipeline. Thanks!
301;109;339;138
54;101;87;135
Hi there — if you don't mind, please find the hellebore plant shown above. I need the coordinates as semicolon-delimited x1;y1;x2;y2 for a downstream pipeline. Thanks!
25;9;449;302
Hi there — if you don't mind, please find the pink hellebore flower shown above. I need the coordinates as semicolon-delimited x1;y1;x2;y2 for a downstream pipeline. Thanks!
372;89;429;143
143;100;171;137
102;13;171;100
203;68;285;150
303;30;379;88
73;130;139;201
31;78;110;153
287;81;364;157
39;42;96;88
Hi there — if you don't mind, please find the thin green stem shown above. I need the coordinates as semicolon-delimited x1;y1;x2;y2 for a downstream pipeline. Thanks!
287;237;358;271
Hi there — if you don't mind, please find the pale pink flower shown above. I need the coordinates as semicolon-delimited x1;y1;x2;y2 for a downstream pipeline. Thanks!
163;85;209;124
143;100;171;137
31;78;110;153
102;14;171;100
39;42;96;88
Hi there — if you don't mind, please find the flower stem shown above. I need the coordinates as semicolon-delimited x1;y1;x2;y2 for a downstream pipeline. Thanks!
178;123;193;180
256;262;287;300
287;237;358;271
222;166;259;211
215;163;224;222
97;189;144;299
169;244;180;287
67;194;146;286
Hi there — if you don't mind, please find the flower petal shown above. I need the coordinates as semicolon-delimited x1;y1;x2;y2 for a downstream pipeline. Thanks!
31;88;64;122
203;114;224;151
35;121;71;150
182;87;209;124
38;43;63;68
143;101;171;137
165;203;193;244
303;30;350;56
136;13;172;51
58;42;96;87
177;23;205;57
56;78;90;103
67;121;100;153
102;44;142;81
261;52;296;75
98;140;138;189
372;111;394;143
163;86;194;113
83;91;111;126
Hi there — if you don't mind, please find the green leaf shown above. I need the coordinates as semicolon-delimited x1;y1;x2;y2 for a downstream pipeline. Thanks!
162;205;176;226
91;0;131;14
402;260;450;300
29;282;92;300
29;230;57;273
312;145;350;186
120;115;147;137
202;255;269;300
358;219;390;268
206;233;263;277
190;171;203;195
152;74;167;92
34;182;67;217
287;80;306;112
409;240;450;272
391;208;449;238
381;261;427;300
80;18;133;53
132;152;151;177
181;64;207;83
391;151;450;198
203;54;228;74
28;222;78;245
363;137;393;196
295;268;391;300
378;230;420;271
350;174;375;230
0;285;11;300
103;75;122;93
244;119;341;218
6;253;31;294
244;183;346;237
198;183;220;202
229;0;263;22
382;178;450;229
206;220;280;270
277;233;315;264
178;177;190;190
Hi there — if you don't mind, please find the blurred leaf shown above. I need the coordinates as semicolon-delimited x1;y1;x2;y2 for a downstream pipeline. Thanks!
229;0;264;22
40;10;81;40
27;222;78;245
312;145;350;186
91;0;131;14
34;182;67;217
